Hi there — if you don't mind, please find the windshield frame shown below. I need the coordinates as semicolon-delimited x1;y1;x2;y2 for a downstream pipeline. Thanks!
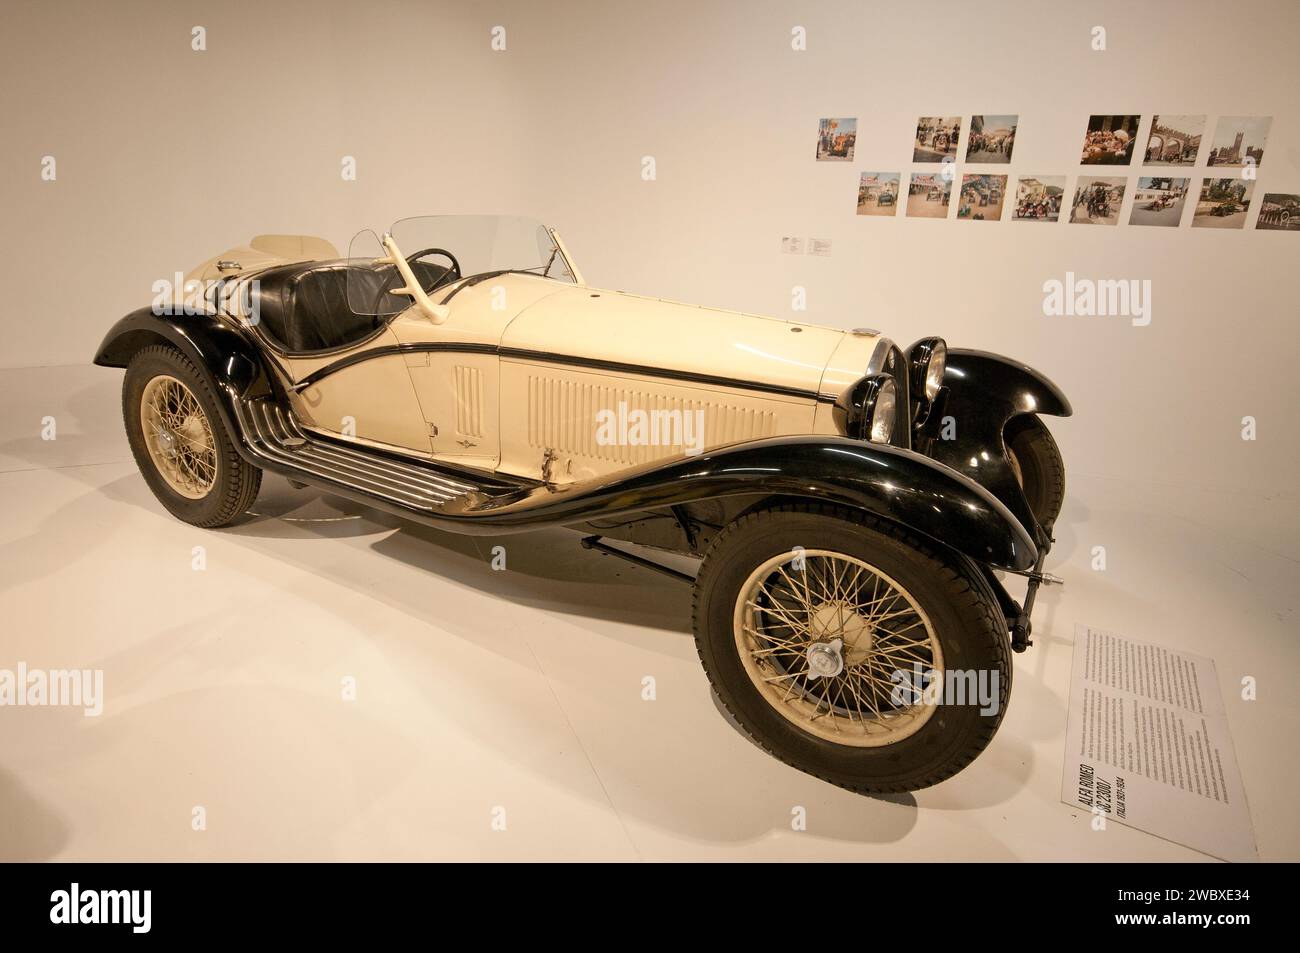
384;214;581;284
348;215;584;322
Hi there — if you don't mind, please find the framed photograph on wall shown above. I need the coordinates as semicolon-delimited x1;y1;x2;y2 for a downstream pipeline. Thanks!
1143;115;1205;166
913;116;962;162
957;174;1009;220
1192;178;1255;228
906;172;953;216
1206;116;1271;168
857;173;902;216
1079;115;1141;165
1256;193;1300;230
815;117;857;161
1012;176;1066;221
966;115;1017;163
1069;176;1127;224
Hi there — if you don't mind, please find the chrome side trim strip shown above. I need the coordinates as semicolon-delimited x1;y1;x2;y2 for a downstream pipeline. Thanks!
865;336;895;377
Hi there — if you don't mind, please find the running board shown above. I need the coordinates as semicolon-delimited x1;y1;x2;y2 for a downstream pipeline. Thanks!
233;398;513;513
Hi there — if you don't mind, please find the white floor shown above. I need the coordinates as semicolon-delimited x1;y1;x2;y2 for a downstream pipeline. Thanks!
1;364;1296;861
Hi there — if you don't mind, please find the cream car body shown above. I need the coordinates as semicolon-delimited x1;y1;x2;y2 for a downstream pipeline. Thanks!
98;215;1072;795
198;236;885;485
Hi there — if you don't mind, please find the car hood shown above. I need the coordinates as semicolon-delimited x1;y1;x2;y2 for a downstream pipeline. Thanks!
501;284;880;400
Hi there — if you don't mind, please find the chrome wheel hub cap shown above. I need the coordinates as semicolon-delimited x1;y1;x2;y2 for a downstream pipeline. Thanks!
154;426;178;458
805;638;845;679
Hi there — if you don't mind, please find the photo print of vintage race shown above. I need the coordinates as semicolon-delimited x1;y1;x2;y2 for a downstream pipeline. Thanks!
1192;178;1256;228
913;115;962;161
816;116;857;160
1143;114;1205;166
966;115;1017;162
1128;177;1191;226
856;172;901;215
906;171;953;216
1070;176;1127;224
1014;176;1066;221
1256;193;1300;230
957;174;1008;220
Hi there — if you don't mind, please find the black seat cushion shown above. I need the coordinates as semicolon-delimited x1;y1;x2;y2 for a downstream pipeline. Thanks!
252;262;385;353
287;266;382;351
251;259;455;354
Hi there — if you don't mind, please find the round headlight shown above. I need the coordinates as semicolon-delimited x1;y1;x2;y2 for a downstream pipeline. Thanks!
908;337;947;403
831;374;898;444
923;340;946;401
868;377;897;444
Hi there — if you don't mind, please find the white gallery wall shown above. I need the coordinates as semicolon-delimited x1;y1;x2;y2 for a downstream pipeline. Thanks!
2;0;1297;534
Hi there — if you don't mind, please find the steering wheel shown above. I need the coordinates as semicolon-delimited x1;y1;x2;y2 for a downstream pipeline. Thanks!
404;247;462;290
368;247;462;317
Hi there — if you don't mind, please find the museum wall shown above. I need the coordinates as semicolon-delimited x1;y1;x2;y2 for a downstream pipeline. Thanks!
2;0;1296;530
0;0;533;363
499;0;1300;519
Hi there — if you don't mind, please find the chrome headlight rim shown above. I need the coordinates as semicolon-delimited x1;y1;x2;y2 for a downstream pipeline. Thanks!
867;376;897;444
908;337;947;403
831;373;898;445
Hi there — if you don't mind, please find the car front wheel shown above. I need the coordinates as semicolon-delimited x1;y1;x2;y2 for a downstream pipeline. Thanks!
123;345;262;527
1005;414;1065;531
692;504;1011;794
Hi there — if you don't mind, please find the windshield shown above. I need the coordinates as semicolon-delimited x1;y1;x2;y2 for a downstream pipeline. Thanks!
346;215;576;317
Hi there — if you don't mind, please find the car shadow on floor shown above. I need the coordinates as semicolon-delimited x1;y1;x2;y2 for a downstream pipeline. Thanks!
235;474;700;638
228;481;1037;828
0;767;70;861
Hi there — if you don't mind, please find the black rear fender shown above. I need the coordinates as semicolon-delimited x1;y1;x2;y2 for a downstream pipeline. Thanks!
94;306;278;437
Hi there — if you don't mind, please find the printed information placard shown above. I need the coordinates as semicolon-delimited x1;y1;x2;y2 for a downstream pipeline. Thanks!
1061;624;1256;861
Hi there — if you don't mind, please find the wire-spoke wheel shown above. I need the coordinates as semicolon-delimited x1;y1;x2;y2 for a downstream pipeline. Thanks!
124;345;261;527
734;550;942;747
694;503;1011;794
140;375;218;498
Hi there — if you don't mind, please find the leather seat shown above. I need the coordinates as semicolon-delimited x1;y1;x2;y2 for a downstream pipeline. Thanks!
251;262;391;353
251;259;454;354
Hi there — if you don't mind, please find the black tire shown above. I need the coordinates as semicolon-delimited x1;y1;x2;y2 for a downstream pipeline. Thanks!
1004;414;1065;531
693;504;1010;794
123;345;261;527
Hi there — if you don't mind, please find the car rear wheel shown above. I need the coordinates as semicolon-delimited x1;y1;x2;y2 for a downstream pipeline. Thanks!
123;345;261;527
692;504;1011;794
1005;414;1065;531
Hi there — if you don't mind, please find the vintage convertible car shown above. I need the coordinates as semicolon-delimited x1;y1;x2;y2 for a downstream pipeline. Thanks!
95;215;1070;794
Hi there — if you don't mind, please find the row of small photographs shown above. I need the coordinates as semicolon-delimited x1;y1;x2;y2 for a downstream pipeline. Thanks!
913;116;1017;163
1081;114;1271;167
855;173;1299;230
818;114;1272;168
818;116;1018;164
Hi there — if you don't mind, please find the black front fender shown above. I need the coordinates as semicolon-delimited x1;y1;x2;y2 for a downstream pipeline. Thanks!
922;348;1071;542
443;436;1038;571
